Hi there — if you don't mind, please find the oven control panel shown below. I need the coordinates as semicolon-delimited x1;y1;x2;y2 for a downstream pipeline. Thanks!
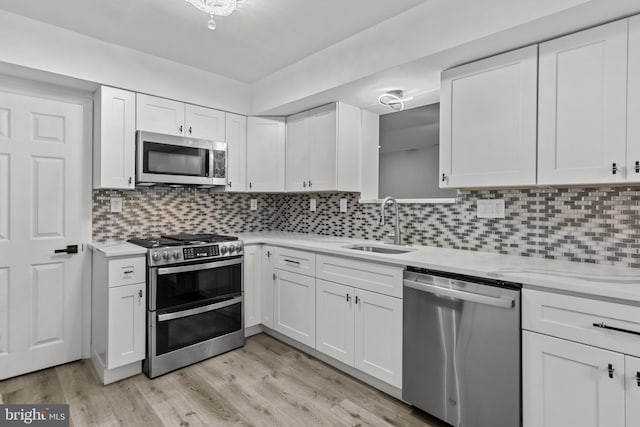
148;241;243;266
183;245;219;260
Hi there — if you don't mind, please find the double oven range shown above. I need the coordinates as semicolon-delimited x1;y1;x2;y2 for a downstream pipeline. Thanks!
129;233;244;378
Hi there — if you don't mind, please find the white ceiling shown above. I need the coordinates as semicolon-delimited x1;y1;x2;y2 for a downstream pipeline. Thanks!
0;0;427;83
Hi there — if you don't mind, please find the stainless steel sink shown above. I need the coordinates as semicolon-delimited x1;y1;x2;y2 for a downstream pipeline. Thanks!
345;244;415;254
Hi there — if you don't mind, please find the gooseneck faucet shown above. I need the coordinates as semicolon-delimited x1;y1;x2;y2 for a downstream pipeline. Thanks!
379;196;401;245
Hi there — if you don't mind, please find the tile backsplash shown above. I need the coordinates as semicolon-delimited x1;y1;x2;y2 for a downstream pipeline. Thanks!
93;186;640;268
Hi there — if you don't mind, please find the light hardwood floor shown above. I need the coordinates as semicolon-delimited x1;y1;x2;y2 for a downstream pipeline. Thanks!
0;334;446;427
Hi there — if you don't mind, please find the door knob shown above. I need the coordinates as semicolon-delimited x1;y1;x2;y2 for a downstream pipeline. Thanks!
54;245;78;254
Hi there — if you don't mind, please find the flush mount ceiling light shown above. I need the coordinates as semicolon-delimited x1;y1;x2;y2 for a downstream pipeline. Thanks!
185;0;238;30
378;90;414;111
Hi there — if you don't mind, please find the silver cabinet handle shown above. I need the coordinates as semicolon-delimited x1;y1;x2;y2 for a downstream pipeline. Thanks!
158;258;242;275
346;294;351;302
283;259;300;265
158;296;242;322
228;181;232;188
404;279;514;308
355;296;360;304
592;322;640;336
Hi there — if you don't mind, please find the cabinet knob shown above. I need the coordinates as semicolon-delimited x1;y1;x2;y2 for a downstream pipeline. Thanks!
346;294;351;302
128;176;132;185
138;289;143;299
228;181;232;188
308;180;312;188
635;161;639;173
303;181;307;189
441;173;447;182
355;296;360;304
267;250;271;258
188;126;192;135
272;273;277;281
612;163;618;175
179;125;183;133
608;363;615;379
249;182;252;189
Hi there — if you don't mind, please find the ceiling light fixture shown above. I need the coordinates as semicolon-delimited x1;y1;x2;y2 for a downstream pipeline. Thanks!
185;0;238;31
378;90;414;111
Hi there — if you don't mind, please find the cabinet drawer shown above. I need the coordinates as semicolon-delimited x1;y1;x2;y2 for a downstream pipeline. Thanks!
274;247;316;276
523;289;640;357
316;254;403;298
108;257;146;287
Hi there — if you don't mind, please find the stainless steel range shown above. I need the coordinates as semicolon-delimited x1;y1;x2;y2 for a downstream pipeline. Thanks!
128;233;244;378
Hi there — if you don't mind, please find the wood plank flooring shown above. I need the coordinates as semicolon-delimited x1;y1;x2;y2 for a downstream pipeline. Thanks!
0;333;447;427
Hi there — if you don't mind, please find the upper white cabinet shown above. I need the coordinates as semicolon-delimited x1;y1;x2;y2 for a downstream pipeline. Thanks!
440;45;538;188
136;93;225;141
246;116;286;192
285;103;361;192
627;16;640;183
538;20;628;185
225;112;247;192
93;86;136;190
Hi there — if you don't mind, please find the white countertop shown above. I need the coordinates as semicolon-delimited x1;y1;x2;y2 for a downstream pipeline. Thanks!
88;242;147;258
237;232;640;303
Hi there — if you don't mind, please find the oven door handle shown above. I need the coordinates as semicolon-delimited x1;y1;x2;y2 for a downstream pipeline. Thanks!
157;296;243;322
157;258;242;275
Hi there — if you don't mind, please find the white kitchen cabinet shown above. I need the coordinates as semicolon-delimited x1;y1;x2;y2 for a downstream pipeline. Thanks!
285;103;360;192
316;279;355;365
439;45;538;188
246;116;286;192
523;331;625;427
538;19;628;185
243;244;261;328
136;93;225;141
225;112;247;191
354;288;402;389
107;283;146;370
273;269;315;347
93;86;136;189
627;16;640;183
260;246;275;328
625;355;640;426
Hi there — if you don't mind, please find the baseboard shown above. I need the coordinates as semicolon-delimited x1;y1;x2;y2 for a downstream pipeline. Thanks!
259;326;402;400
91;349;141;385
244;324;264;337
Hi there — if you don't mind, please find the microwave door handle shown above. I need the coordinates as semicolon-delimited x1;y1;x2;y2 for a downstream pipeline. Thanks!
157;258;243;275
209;148;214;178
157;296;243;322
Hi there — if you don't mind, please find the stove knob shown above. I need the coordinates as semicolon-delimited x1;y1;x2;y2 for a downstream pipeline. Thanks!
162;251;170;261
228;245;236;253
236;243;243;252
173;250;180;259
152;252;160;261
220;246;229;255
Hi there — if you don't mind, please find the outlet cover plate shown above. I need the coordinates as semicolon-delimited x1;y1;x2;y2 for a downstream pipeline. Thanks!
310;199;317;212
339;199;348;213
477;199;505;219
110;197;122;213
250;199;258;211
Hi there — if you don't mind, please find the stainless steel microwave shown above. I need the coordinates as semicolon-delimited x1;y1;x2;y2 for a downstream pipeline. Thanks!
136;131;227;186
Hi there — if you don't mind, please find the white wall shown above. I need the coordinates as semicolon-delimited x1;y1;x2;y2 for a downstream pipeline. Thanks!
0;10;251;114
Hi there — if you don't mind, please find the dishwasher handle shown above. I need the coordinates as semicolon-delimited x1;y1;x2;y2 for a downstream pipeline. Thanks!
404;278;515;309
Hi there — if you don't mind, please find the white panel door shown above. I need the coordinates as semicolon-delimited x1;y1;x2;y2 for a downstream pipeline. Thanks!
136;93;185;136
225;112;247;192
626;355;640;427
315;279;354;365
273;269;315;347
185;104;225;141
523;331;625;427
285;114;309;192
107;283;145;369
0;90;86;380
627;16;640;183
538;20;628;185
243;245;261;328
246;117;285;192
308;105;337;191
440;45;538;188
354;289;402;388
260;246;275;328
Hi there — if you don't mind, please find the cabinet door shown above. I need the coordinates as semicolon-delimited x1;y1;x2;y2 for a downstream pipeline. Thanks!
225;113;247;192
354;289;402;388
440;45;537;188
308;105;337;191
185;104;225;141
93;86;136;189
538;20;628;185
285;114;309;192
273;269;315;347
260;246;275;328
243;245;261;328
316;279;354;365
523;331;625;427
626;355;640;426
107;283;145;369
136;94;185;136
627;16;640;183
246;117;285;192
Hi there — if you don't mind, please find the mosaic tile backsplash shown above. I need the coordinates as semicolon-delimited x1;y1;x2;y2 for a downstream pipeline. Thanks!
93;186;640;268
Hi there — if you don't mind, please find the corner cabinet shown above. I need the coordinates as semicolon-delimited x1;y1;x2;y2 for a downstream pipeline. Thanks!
225;113;247;192
243;244;261;329
439;45;538;188
260;245;275;328
285;103;361;192
93;86;136;189
246;117;286;192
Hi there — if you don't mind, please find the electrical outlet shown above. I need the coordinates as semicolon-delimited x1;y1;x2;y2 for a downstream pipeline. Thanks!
310;198;317;212
250;199;258;211
477;199;505;219
110;197;122;213
339;199;348;213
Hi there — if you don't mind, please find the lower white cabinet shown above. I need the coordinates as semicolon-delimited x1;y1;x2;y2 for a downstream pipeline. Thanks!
107;283;146;370
273;269;315;347
625;355;640;426
316;280;355;365
243;245;261;328
260;245;275;328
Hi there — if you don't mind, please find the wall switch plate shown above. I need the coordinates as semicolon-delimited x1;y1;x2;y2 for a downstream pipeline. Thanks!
477;199;505;219
339;198;348;213
310;198;317;212
250;199;258;211
110;197;122;213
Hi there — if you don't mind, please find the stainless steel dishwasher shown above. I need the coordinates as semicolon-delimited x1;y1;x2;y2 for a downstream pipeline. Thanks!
403;267;521;427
